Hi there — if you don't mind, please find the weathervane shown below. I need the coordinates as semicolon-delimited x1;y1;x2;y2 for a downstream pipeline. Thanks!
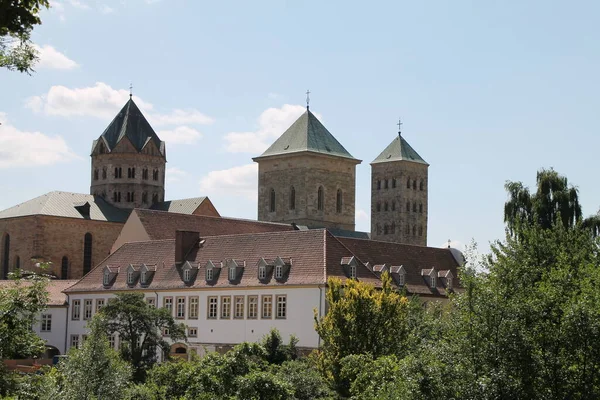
306;90;311;110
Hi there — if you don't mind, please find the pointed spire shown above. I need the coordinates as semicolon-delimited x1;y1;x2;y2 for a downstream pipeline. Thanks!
306;89;311;110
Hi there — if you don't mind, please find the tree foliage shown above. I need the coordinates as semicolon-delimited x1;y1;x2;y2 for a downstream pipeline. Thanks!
0;0;50;73
99;292;186;381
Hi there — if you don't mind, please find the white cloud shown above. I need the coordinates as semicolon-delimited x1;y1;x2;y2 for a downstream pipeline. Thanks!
199;164;257;200
25;83;214;129
158;126;202;145
34;45;79;70
0;113;79;169
166;167;188;183
67;0;89;9
99;4;114;14
224;104;314;154
149;109;214;126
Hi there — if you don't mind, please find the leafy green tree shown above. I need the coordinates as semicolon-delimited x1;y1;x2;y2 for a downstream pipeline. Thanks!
0;0;50;73
314;272;410;395
504;168;600;237
99;292;186;381
261;329;298;365
276;359;333;400
56;317;132;400
235;370;294;400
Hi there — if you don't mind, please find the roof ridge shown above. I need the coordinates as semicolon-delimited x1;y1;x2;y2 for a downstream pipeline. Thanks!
137;208;293;226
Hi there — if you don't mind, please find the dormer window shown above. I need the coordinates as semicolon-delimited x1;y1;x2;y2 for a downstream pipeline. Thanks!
127;271;134;285
103;271;109;286
398;272;405;286
229;267;236;281
349;264;356;279
447;277;453;290
430;275;436;289
274;264;282;279
141;271;146;284
183;268;191;282
206;267;213;281
259;265;266;280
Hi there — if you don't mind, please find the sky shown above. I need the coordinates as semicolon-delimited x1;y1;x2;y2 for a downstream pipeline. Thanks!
1;0;599;253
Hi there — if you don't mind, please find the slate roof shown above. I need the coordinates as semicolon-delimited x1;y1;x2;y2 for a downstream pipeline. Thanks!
150;197;209;215
336;237;460;296
134;209;296;240
371;134;428;165
95;98;165;156
65;230;381;292
254;109;359;161
0;279;77;306
0;191;129;223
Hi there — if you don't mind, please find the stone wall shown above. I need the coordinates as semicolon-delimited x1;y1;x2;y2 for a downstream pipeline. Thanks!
0;215;124;279
370;160;428;246
257;153;359;231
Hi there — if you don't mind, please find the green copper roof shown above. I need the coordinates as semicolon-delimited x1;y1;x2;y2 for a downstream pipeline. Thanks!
96;98;165;156
255;109;358;161
371;134;428;165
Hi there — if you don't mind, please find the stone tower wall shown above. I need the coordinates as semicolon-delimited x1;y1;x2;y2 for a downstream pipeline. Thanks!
370;161;428;246
90;141;165;210
257;154;357;231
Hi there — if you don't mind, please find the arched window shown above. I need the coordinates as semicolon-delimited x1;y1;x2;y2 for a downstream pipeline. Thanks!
290;187;295;210
420;180;424;191
336;189;342;213
113;192;117;202
377;180;381;190
114;167;119;178
391;201;396;211
391;222;396;234
152;193;158;204
413;180;417;190
127;168;132;178
407;178;411;189
377;202;381;212
384;202;388;212
384;224;389;235
61;256;69;279
412;226;417;236
413;202;417;212
0;243;9;278
14;256;20;270
405;224;410;235
142;192;148;203
384;180;389;189
131;168;135;179
406;202;410;212
153;170;158;181
418;225;423;237
419;203;423;213
102;168;107;179
142;168;148;180
269;189;276;212
93;169;99;180
392;178;396;188
317;186;324;211
83;233;92;275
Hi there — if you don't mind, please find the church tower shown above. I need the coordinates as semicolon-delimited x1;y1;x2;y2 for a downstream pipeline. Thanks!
253;106;361;231
370;122;428;246
90;97;166;209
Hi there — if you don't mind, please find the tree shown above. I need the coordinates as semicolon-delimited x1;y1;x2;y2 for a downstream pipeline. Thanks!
56;317;132;400
504;168;600;238
314;272;410;395
99;292;186;381
0;0;50;73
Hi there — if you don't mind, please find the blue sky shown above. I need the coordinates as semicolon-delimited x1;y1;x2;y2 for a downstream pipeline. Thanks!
1;0;599;252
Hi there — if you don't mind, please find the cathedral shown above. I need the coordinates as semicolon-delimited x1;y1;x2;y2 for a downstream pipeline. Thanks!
0;96;430;280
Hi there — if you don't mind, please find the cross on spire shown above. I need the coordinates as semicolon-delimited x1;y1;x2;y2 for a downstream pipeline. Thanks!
306;90;310;110
397;118;403;135
129;83;133;98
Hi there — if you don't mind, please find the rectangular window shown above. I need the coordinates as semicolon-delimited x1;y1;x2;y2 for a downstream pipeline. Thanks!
398;273;405;287
207;296;218;319
176;297;186;319
261;295;272;319
234;296;244;319
41;314;52;332
163;297;173;315
71;299;81;320
81;334;88;343
108;334;116;350
247;295;258;319
206;268;213;281
188;327;198;337
70;335;79;349
275;265;282;279
162;328;170;337
95;298;105;312
83;299;93;320
258;266;266;280
276;295;287;319
228;267;236;281
146;297;156;308
221;296;231;319
189;296;199;319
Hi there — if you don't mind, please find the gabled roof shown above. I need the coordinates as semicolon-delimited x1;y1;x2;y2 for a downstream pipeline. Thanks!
96;98;165;156
254;109;359;161
134;209;296;240
371;134;428;165
150;197;210;215
0;191;129;223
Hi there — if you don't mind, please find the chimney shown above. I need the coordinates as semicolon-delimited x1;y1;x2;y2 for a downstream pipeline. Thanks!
175;230;200;264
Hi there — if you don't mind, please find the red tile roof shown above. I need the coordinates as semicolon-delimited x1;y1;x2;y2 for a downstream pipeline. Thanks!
135;209;296;240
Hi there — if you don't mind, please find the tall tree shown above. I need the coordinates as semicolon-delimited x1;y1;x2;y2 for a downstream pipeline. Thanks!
99;292;186;381
0;0;50;73
504;168;600;237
